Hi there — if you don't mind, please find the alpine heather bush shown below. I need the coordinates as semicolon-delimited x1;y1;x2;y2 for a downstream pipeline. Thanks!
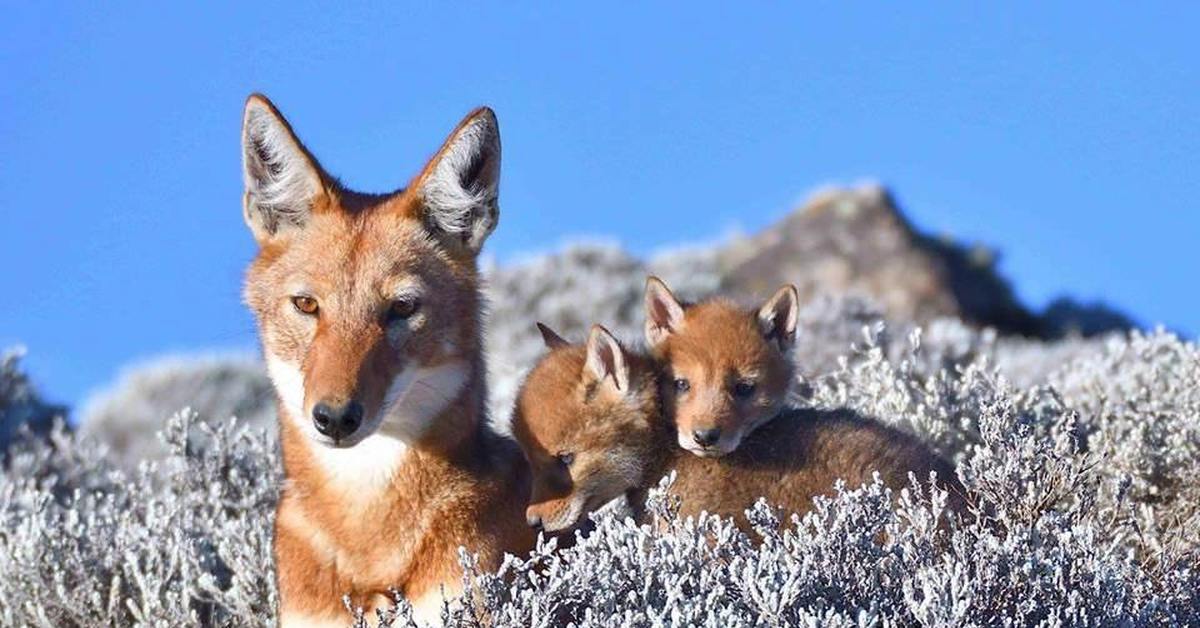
3;325;1197;626
0;411;279;627
80;354;277;465
352;328;1199;626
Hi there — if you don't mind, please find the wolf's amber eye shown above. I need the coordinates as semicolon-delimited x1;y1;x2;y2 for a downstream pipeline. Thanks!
673;378;690;393
387;297;420;322
733;380;757;399
555;452;575;468
291;296;319;315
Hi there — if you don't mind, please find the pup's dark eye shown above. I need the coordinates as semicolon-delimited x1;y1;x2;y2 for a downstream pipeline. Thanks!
388;297;420;321
291;296;319;315
733;381;757;399
555;452;575;468
674;378;690;392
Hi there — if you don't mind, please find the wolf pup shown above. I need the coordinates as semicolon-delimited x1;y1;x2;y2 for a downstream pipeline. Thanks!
513;324;961;534
643;276;800;457
241;95;533;627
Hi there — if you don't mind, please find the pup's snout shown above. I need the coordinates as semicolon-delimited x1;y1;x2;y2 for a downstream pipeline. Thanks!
312;399;364;440
692;427;722;448
526;511;544;531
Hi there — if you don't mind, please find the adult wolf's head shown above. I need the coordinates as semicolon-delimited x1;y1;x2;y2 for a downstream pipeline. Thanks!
241;94;498;451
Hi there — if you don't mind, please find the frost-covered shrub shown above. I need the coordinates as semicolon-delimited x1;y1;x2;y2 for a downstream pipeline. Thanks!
3;326;1198;626
350;328;1199;627
0;412;278;627
1048;330;1200;566
80;354;276;464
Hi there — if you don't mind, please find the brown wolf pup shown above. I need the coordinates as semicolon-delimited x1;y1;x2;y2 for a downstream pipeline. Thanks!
644;276;800;457
513;324;961;534
240;94;533;627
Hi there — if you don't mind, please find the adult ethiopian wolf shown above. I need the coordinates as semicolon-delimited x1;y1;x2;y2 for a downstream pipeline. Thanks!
239;94;533;627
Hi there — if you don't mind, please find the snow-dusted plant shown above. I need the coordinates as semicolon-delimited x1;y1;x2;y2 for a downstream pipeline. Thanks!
2;324;1198;626
0;411;279;627
80;354;277;464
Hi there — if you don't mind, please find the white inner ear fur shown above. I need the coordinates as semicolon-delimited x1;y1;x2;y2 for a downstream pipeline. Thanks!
242;103;322;232
586;329;630;392
419;114;499;249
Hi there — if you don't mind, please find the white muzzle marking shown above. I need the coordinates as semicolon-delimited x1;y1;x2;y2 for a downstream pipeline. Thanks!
265;355;470;492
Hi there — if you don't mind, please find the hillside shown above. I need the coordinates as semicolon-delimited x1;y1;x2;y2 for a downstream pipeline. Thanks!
72;185;1129;461
2;185;1196;626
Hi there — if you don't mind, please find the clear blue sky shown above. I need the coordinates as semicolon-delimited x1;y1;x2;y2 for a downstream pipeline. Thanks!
2;4;1197;409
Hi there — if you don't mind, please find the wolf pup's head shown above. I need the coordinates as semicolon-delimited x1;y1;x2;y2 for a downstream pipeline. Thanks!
644;277;799;457
241;95;498;454
511;325;659;533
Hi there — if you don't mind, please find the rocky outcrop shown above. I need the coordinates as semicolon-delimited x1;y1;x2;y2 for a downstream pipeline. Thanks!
718;185;1041;335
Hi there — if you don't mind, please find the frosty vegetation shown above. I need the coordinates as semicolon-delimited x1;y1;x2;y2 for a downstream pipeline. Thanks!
79;354;276;464
3;312;1197;625
3;221;1197;626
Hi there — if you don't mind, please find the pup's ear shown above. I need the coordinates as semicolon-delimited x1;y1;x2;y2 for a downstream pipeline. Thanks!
644;276;685;349
411;107;501;257
757;284;800;351
241;94;327;244
536;322;570;350
585;325;630;393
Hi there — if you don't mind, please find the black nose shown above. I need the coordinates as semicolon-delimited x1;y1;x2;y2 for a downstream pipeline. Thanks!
526;513;544;531
692;427;721;447
312;400;364;440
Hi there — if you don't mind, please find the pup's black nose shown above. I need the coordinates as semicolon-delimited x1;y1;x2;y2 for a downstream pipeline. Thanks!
312;400;364;440
526;513;544;531
692;427;722;448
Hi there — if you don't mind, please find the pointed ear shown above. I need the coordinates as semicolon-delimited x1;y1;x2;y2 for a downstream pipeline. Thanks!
411;107;501;257
585;325;630;393
757;284;800;350
536;322;570;350
241;94;327;244
644;276;685;349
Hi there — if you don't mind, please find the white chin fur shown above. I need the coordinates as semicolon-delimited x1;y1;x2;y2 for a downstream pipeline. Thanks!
265;355;470;492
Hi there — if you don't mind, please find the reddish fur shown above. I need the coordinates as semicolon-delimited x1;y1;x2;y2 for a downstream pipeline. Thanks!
513;328;964;535
657;299;793;454
646;278;798;457
242;95;532;624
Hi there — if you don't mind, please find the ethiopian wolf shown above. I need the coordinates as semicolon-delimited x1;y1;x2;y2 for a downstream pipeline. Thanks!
240;94;533;627
643;276;801;457
514;323;963;534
